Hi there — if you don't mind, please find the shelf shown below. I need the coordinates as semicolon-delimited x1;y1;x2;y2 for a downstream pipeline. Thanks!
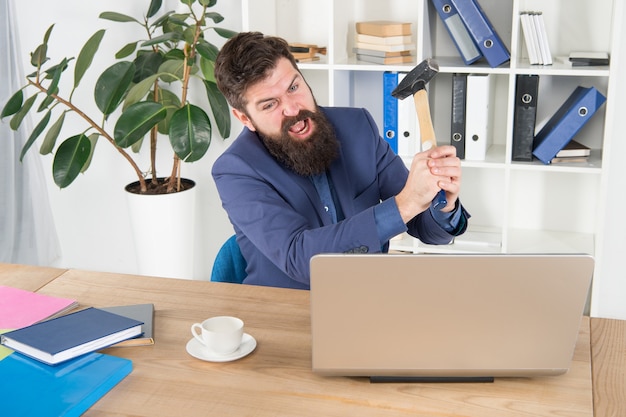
243;0;619;314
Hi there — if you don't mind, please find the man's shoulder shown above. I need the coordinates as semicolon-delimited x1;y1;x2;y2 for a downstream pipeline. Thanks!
321;106;369;120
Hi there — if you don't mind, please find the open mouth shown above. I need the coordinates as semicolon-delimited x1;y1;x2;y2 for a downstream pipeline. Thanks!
288;118;312;139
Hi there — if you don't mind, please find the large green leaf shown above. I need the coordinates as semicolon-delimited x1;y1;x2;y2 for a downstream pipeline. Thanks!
20;110;51;161
1;89;23;118
196;39;219;62
10;94;37;130
94;61;135;115
158;59;185;83
133;51;164;83
150;11;175;29
124;74;159;110
153;88;181;134
169;103;211;162
74;29;106;89
199;55;216;82
52;134;92;188
115;41;139;59
99;12;140;24
114;101;167;148
40;111;66;154
203;80;230;139
141;32;184;48
81;133;100;173
205;12;224;24
147;0;162;18
213;27;238;39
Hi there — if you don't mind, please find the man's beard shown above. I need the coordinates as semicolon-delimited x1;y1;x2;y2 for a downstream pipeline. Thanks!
256;108;339;176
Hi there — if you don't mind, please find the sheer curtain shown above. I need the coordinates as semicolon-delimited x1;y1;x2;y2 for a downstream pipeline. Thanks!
1;0;61;265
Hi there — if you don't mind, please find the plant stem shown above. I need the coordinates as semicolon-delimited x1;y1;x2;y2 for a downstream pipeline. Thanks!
28;79;147;192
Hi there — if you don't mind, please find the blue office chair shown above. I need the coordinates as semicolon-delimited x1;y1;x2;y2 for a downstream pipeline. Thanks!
210;235;247;284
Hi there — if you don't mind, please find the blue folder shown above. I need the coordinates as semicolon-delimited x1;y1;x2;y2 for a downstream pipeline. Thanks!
431;0;482;65
0;352;132;417
450;0;510;68
532;86;606;164
383;72;399;153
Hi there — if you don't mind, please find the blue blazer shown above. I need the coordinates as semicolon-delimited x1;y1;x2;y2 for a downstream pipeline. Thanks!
212;107;467;289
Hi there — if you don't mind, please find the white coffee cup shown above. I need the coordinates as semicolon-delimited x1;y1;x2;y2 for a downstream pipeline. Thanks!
191;316;244;355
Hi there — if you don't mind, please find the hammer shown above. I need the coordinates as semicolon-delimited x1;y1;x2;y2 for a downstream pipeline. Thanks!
391;58;447;209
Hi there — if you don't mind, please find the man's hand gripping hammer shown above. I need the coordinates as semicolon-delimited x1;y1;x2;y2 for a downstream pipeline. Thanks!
391;58;447;210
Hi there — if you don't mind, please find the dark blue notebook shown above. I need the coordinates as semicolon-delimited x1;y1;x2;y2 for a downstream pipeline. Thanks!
0;307;142;365
0;352;132;417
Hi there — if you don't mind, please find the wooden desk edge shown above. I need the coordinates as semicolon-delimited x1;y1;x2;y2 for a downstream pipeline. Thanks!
590;317;626;417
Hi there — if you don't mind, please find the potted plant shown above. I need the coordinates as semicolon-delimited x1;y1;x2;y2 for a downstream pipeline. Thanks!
1;0;237;278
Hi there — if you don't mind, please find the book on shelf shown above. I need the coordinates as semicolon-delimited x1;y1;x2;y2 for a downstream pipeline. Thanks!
0;286;78;330
355;20;412;37
288;43;326;62
520;12;552;65
356;54;413;65
0;307;143;365
100;303;155;347
0;351;132;417
555;139;591;158
353;48;411;58
569;51;610;66
550;156;589;164
355;33;412;45
533;12;552;65
354;41;415;53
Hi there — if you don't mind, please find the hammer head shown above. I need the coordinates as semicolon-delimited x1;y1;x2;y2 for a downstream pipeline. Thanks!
391;58;439;100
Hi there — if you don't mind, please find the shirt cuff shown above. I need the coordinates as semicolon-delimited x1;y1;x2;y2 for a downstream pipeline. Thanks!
429;199;463;233
373;197;407;244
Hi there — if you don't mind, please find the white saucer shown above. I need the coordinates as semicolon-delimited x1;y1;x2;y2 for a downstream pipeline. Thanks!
186;333;256;362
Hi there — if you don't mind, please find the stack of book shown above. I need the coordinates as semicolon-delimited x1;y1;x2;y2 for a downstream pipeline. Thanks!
288;43;326;63
550;140;591;164
0;287;153;415
354;21;414;65
520;11;553;65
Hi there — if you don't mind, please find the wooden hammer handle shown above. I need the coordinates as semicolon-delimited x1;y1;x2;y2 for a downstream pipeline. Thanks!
412;89;437;150
412;87;447;209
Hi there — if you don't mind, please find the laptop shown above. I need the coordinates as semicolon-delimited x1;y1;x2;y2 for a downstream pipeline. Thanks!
310;253;593;380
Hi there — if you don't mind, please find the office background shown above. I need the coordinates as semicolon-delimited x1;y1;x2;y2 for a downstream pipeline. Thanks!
4;0;625;320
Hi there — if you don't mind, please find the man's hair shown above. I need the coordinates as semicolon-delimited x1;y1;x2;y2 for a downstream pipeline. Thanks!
214;32;299;113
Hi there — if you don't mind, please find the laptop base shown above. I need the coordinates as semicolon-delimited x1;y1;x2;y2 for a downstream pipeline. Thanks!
370;376;495;383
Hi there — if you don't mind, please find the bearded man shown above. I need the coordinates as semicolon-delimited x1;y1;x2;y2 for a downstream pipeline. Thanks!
212;32;470;289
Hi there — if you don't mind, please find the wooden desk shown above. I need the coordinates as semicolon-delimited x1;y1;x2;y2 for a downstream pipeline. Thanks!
0;262;67;291
591;318;626;417
32;268;598;417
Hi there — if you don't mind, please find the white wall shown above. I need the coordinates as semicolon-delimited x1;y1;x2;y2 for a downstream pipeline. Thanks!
13;0;243;279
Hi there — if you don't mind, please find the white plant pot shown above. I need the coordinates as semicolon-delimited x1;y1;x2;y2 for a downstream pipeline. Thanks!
125;178;196;280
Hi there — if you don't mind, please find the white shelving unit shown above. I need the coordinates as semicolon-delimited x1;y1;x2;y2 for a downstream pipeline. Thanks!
240;0;622;313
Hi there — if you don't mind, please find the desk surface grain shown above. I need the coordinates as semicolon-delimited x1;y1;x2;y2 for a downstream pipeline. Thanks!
0;262;67;291
32;268;595;417
591;318;626;417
